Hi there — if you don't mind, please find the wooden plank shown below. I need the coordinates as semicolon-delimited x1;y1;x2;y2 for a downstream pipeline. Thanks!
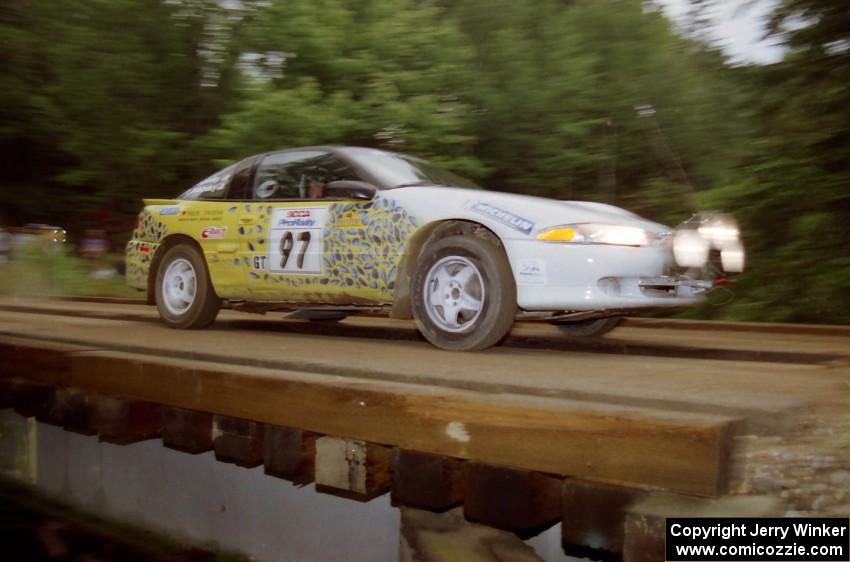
3;345;741;495
622;494;783;562
213;415;264;468
0;377;15;409
161;406;213;454
315;437;391;500
391;449;464;511
263;425;318;485
90;396;161;444
561;479;646;558
463;462;561;536
87;352;738;495
11;380;55;420
33;387;62;426
52;387;96;435
0;338;78;383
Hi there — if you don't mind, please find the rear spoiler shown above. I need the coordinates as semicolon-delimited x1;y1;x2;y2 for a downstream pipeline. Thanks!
143;199;179;206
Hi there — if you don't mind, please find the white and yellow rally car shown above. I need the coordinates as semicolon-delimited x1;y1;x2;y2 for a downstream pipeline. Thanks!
127;146;744;351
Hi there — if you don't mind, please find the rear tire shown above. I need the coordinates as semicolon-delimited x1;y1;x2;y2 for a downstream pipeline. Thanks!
412;235;515;351
551;317;622;337
155;244;220;329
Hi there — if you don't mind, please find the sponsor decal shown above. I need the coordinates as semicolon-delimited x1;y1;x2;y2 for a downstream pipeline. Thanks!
139;244;150;254
517;259;547;285
201;226;227;239
159;207;179;216
177;209;200;221
256;180;277;199
185;170;231;197
287;209;311;218
469;202;534;235
202;209;223;216
278;218;316;228
334;211;363;228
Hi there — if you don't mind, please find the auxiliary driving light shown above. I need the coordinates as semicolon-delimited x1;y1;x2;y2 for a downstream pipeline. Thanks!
673;212;744;272
697;214;740;245
720;240;745;272
673;228;710;268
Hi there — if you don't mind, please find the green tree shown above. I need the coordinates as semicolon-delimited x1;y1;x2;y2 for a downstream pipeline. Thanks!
446;0;752;224
694;0;850;322
0;0;243;224
208;0;480;175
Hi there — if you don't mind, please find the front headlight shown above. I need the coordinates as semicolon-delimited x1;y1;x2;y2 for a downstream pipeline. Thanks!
536;224;649;246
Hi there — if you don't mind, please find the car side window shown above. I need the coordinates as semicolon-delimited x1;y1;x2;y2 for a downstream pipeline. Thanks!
225;157;258;200
252;151;362;200
253;151;325;200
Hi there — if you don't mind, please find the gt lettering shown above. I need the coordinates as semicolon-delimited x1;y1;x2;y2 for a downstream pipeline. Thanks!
252;255;267;270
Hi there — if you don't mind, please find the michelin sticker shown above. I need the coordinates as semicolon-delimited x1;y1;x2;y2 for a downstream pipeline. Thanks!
469;202;534;235
517;259;547;285
269;207;328;274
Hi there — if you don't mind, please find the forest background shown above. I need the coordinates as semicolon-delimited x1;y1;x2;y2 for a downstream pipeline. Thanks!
1;0;847;323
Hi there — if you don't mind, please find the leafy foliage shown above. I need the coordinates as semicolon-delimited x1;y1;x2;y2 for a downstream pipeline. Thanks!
208;0;479;173
0;0;847;322
690;0;850;322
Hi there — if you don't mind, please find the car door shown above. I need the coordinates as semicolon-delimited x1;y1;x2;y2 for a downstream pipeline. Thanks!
191;157;257;298
235;150;378;304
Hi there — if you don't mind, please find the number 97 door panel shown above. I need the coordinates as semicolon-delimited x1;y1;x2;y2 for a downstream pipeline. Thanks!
231;197;419;305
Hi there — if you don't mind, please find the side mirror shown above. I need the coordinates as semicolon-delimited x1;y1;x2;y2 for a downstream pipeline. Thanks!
325;180;377;200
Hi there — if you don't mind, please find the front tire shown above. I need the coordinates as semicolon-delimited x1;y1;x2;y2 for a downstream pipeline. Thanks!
412;235;516;351
155;244;220;329
551;317;622;337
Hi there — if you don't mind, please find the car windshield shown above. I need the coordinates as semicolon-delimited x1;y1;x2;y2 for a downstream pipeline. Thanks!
339;147;480;190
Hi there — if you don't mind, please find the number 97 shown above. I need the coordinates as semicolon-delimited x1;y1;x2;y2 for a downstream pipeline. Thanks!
280;231;311;270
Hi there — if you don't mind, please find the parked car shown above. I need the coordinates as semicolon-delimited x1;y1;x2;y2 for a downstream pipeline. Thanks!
0;228;11;263
127;146;744;351
3;224;67;258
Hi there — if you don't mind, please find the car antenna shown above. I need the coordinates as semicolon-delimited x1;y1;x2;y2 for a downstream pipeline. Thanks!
634;104;698;211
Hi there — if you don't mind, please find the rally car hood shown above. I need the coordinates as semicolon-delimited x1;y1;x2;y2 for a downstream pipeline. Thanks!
389;186;671;238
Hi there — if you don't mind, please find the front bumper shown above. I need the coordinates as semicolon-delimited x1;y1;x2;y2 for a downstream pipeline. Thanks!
504;239;712;311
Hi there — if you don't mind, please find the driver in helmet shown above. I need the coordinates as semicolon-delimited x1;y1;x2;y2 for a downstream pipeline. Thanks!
307;175;326;199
